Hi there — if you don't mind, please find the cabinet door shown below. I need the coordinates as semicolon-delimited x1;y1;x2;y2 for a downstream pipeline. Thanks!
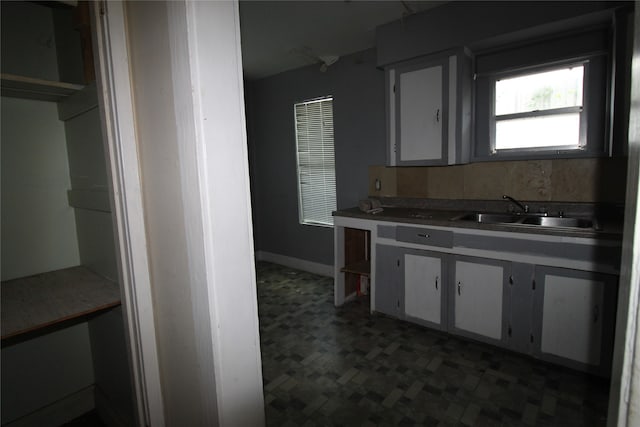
533;267;617;373
397;63;444;163
449;256;509;345
374;244;403;318
403;250;445;330
387;49;471;167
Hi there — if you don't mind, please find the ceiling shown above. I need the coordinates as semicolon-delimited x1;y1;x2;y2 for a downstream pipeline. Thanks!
239;1;446;80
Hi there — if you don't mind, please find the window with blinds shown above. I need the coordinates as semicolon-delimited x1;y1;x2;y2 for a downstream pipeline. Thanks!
294;97;336;227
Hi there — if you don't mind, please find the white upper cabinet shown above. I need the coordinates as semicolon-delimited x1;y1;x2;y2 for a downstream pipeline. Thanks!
398;65;443;162
387;48;472;166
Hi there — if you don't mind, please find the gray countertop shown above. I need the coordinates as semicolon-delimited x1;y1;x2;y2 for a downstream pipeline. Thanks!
334;206;624;240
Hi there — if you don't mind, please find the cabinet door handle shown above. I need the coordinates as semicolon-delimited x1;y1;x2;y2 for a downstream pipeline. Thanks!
593;305;600;323
457;281;461;296
417;233;430;239
509;275;514;285
435;276;439;290
436;109;440;123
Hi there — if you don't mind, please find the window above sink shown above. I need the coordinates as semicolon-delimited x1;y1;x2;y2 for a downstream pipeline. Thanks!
493;63;586;153
474;27;611;161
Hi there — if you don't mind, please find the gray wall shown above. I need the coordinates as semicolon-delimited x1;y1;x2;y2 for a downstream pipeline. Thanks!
0;1;81;281
1;323;95;425
52;6;84;84
59;85;134;424
1;1;59;80
61;94;118;282
246;48;386;265
375;1;626;67
1;96;81;280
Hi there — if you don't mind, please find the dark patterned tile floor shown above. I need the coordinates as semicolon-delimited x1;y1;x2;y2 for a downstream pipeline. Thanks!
256;261;610;427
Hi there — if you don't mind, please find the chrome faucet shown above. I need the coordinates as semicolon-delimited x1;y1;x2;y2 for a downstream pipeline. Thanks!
503;195;529;214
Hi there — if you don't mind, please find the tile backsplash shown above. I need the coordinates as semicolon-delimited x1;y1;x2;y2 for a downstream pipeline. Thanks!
369;158;628;203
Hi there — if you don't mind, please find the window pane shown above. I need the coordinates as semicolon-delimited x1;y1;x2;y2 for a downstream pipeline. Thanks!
294;98;336;226
496;66;583;116
495;113;580;150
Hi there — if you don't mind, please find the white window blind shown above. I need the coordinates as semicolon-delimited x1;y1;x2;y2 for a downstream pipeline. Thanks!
294;97;336;226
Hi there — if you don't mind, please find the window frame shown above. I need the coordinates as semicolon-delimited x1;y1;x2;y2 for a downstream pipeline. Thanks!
489;60;590;155
293;96;337;228
472;27;612;162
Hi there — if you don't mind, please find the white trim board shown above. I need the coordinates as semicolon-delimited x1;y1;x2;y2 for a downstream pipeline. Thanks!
92;2;164;425
256;251;334;278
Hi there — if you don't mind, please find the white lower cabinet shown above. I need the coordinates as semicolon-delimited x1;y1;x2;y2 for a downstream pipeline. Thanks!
371;230;618;375
449;256;509;345
403;250;445;329
532;266;617;374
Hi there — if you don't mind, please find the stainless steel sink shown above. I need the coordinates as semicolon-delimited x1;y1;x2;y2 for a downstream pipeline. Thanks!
520;216;594;228
452;212;597;229
454;213;521;224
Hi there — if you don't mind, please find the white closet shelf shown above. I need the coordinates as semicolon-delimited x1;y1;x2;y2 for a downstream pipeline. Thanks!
1;73;84;102
1;266;121;340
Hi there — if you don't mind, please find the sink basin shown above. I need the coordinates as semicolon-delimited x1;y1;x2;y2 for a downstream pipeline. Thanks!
520;216;594;228
452;212;597;229
454;213;521;224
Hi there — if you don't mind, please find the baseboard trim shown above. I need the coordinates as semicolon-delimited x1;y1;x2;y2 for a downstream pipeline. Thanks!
4;386;95;427
256;251;334;277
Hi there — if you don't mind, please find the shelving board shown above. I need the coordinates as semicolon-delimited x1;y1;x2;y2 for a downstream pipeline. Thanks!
1;73;84;102
340;260;371;277
1;266;121;340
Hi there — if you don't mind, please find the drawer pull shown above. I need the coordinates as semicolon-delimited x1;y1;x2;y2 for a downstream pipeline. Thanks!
396;226;453;248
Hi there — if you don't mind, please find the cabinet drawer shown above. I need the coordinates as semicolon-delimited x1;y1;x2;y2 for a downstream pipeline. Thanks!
396;226;453;248
377;225;396;239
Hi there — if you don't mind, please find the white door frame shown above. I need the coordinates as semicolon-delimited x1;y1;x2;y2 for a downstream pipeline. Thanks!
91;1;265;425
91;2;165;425
608;2;640;425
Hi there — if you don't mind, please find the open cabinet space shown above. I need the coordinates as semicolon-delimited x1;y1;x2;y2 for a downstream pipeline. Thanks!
1;2;135;426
